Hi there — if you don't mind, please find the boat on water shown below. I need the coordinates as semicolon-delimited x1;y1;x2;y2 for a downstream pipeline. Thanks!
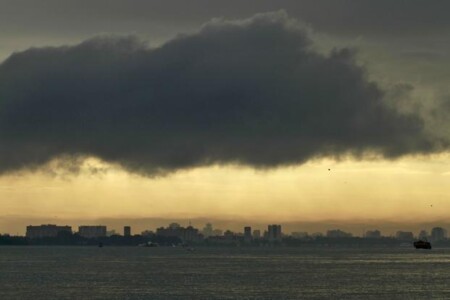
413;240;432;249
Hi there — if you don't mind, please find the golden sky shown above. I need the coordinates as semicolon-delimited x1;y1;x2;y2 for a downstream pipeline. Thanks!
1;154;449;233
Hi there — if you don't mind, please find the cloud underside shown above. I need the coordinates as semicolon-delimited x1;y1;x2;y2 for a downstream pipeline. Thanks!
0;12;442;175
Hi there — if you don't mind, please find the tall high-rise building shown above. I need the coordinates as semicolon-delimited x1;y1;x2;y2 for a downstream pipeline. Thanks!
26;224;72;239
78;226;107;238
124;226;131;237
268;224;282;242
244;226;252;243
431;227;447;241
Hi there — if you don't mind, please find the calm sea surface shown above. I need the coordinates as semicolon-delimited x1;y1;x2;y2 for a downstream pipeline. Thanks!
1;246;449;299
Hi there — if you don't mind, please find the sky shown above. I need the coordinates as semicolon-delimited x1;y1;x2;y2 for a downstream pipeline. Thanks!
0;0;449;235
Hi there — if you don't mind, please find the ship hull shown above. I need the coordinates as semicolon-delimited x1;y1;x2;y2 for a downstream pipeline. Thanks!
413;241;432;249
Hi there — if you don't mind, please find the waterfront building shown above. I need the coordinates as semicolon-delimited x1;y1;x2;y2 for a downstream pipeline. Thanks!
431;227;447;241
124;226;131;237
26;224;72;239
78;225;107;238
156;224;203;242
244;226;252;243
268;224;282;242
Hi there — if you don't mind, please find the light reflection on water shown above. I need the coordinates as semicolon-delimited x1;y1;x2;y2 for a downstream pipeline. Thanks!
1;247;450;299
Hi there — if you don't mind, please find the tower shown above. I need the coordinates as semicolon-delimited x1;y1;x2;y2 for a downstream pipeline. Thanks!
124;226;131;237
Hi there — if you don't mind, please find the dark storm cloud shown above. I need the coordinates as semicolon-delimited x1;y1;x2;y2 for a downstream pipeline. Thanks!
2;0;450;38
0;12;440;175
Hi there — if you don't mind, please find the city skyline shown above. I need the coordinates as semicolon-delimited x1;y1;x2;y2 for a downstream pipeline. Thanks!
3;217;450;239
7;221;450;244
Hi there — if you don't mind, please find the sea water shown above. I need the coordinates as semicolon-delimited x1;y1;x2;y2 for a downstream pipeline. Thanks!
1;246;449;299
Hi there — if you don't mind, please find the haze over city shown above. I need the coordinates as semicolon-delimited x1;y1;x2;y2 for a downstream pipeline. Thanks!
1;0;450;236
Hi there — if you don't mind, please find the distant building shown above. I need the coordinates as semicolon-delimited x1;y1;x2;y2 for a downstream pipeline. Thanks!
291;232;308;239
418;230;429;240
268;224;282;242
26;224;72;239
253;230;261;239
395;231;414;241
326;229;352;238
156;224;203;242
141;230;154;237
364;230;381;239
184;226;202;242
202;223;213;237
169;223;181;229
244;226;252;243
78;226;107;238
124;226;131;237
224;230;235;239
431;227;447;241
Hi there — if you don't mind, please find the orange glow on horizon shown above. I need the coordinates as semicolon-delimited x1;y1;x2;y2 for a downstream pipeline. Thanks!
1;154;449;227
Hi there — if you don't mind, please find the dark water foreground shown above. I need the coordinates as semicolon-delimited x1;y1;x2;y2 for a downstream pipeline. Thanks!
1;246;449;299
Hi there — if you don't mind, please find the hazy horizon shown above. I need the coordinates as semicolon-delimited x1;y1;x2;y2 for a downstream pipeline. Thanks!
3;214;450;237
